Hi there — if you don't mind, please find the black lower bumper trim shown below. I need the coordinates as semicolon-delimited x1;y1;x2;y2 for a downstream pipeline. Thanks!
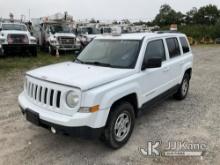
2;44;37;53
20;107;103;139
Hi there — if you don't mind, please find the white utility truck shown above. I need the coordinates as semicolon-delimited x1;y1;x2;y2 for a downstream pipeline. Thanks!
32;13;80;55
18;31;193;149
0;22;37;56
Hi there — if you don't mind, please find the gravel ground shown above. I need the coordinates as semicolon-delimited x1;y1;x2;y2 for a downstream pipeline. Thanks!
0;46;220;165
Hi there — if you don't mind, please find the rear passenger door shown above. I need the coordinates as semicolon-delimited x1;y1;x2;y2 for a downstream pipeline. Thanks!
165;37;183;86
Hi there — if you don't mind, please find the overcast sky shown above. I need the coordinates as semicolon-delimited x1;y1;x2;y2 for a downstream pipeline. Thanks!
0;0;220;21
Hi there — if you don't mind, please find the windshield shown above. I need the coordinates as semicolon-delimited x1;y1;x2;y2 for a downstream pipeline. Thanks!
50;24;72;33
2;24;27;31
102;28;111;33
79;27;94;34
76;39;141;69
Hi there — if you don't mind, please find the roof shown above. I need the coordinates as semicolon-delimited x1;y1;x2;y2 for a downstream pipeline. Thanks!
95;32;186;40
1;22;25;25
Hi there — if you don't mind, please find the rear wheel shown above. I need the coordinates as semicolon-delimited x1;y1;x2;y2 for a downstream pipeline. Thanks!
174;73;190;100
103;102;135;149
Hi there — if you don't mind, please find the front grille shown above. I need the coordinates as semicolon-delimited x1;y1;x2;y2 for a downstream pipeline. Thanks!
8;34;28;44
26;80;61;109
58;37;75;45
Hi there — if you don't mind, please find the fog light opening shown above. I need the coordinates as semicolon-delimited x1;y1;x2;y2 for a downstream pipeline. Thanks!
51;127;56;134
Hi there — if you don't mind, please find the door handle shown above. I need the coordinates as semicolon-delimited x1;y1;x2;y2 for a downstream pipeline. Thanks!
163;67;170;72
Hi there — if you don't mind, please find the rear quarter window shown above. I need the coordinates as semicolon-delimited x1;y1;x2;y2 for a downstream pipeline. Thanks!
180;37;190;53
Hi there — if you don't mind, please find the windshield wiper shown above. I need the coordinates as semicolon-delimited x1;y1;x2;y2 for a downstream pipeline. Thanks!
74;58;85;64
75;59;126;68
83;61;116;68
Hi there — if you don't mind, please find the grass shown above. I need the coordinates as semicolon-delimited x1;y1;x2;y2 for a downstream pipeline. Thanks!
0;51;75;76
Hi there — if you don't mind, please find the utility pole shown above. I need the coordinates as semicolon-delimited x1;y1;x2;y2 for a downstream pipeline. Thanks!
28;8;30;21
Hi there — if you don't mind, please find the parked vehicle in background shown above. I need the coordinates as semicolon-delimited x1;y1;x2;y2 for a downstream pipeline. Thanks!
18;31;193;149
32;13;81;55
0;22;37;56
215;38;220;44
76;25;113;50
76;34;102;50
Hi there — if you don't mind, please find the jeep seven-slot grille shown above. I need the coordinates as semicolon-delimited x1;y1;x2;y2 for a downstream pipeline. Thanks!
26;81;61;108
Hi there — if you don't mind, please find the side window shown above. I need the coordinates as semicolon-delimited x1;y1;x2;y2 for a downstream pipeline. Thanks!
180;37;190;53
144;39;166;61
166;38;181;58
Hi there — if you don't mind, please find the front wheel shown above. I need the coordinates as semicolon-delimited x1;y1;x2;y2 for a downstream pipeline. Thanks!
30;47;37;57
48;45;56;56
174;73;190;100
103;102;135;149
0;48;4;56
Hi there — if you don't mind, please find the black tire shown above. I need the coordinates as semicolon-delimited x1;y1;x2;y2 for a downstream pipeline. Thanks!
49;45;56;56
0;48;4;56
30;47;37;57
174;73;190;100
103;102;135;149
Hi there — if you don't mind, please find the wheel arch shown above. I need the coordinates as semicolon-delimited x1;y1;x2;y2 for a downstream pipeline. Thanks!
185;68;192;79
109;93;139;118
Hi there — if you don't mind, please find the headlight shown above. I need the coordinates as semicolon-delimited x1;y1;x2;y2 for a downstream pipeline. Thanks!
30;39;37;44
50;39;58;45
0;39;5;44
66;91;79;108
87;37;92;42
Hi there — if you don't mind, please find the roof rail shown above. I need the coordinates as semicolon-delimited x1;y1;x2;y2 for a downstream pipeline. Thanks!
156;30;182;34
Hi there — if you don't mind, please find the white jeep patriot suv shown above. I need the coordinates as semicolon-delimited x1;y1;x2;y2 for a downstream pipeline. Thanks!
18;32;193;149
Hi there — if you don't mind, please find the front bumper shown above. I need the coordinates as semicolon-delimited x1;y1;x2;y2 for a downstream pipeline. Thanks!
2;44;36;49
20;107;103;138
51;44;81;51
2;44;37;52
18;92;109;137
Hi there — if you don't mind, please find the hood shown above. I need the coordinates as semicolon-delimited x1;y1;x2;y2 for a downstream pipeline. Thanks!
54;33;76;38
27;62;135;91
85;34;101;39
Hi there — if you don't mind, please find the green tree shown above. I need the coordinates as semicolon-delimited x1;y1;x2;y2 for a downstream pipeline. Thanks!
153;4;184;26
184;7;197;24
194;4;219;25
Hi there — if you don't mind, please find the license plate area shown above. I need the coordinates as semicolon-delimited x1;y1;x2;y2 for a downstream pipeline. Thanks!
26;109;40;126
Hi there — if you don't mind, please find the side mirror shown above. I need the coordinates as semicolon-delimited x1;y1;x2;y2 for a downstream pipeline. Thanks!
142;57;162;70
0;27;2;31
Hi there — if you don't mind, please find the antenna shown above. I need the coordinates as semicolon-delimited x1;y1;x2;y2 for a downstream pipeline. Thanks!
29;8;30;21
9;13;14;22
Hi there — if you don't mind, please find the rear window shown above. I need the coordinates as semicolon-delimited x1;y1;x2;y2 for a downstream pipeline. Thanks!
166;38;181;58
180;37;190;53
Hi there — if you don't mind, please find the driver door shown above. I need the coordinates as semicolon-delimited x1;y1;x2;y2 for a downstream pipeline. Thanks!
139;39;171;104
